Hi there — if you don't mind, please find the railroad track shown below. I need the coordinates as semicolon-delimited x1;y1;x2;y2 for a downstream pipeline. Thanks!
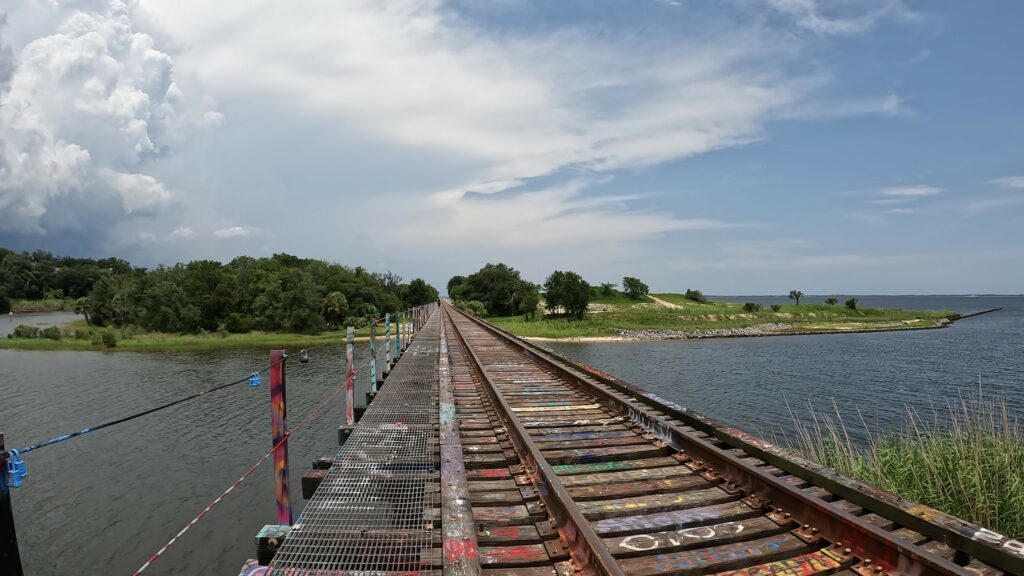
439;302;1021;576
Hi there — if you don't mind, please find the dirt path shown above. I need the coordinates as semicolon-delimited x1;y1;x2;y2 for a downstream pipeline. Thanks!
647;295;682;309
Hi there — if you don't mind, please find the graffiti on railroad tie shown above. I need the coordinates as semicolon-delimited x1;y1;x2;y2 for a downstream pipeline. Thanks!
618;521;746;551
973;527;1024;557
713;552;838;576
629;406;672;445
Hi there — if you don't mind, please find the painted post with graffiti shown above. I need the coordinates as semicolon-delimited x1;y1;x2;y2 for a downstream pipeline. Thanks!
383;313;392;376
345;326;355;426
394;313;402;361
369;320;378;394
269;350;292;526
1;433;24;576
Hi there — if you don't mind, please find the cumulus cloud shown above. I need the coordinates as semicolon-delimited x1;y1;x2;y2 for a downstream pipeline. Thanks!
0;1;211;238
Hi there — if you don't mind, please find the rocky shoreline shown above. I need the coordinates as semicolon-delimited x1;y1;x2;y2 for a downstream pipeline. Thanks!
617;323;794;340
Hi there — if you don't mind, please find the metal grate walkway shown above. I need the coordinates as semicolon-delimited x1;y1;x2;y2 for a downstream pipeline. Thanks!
269;312;441;574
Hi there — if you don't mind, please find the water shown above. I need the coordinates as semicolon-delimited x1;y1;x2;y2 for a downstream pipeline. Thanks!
545;295;1024;442
0;344;384;575
1;312;81;338
0;296;1021;573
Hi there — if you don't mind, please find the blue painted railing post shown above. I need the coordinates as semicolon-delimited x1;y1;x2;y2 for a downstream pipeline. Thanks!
383;313;392;376
269;350;292;526
345;327;355;425
369;320;378;394
1;433;24;576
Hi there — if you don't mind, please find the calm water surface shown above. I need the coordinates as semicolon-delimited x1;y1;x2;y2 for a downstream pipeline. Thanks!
0;296;1021;573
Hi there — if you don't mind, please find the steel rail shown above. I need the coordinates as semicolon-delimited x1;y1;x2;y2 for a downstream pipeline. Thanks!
443;303;1011;576
442;304;626;576
461;309;1023;576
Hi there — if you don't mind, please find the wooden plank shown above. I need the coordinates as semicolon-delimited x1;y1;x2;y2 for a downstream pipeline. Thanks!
603;517;785;558
567;474;712;501
707;550;842;576
469;479;520;492
470;490;527;506
476;525;544;545
479;545;551;567
467;468;513;480
552;457;679;476
541;444;670;465
559;465;696;488
525;429;635;441
618;533;813;576
534;436;649;451
472;506;532;527
591;501;760;536
891;527;928;545
576;487;736;520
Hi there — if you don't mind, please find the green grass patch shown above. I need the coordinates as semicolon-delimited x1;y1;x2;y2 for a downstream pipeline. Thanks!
786;392;1024;538
10;298;76;312
1;322;400;352
490;296;952;339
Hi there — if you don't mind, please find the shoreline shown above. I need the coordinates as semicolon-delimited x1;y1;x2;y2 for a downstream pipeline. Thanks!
521;309;1001;343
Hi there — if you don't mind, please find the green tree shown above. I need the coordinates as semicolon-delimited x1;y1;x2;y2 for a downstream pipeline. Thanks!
544;271;590;320
517;286;540;320
321;291;349;328
405;278;439;306
789;290;804;306
825;297;838;306
845;298;859;310
622;276;649;300
599;282;617;296
447;264;537;317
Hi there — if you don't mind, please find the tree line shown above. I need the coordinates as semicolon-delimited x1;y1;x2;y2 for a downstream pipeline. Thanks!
448;263;655;321
1;248;439;334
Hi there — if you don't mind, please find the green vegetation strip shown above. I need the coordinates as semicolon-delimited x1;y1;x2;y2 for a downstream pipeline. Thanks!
488;294;952;339
788;393;1024;538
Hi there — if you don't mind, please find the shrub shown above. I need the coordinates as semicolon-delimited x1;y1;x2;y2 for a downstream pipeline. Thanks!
12;325;40;339
41;326;62;340
742;303;762;313
101;328;118;348
90;331;103;346
845;298;859;310
74;329;90;340
770;304;782;312
684;289;707;303
825;297;838;306
456;300;487;317
225;313;255;333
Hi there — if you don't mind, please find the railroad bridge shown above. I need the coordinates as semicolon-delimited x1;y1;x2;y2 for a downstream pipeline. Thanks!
246;303;1022;576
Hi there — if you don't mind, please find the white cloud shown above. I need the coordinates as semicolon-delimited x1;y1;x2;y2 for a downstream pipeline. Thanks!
879;185;941;197
0;1;214;236
167;226;196;241
990;176;1024;190
759;0;913;36
212;226;251;239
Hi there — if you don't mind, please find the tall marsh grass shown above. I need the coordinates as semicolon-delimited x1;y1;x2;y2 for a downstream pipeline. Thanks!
787;391;1024;538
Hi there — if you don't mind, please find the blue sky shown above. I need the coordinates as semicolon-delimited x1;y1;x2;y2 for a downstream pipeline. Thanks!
0;0;1021;294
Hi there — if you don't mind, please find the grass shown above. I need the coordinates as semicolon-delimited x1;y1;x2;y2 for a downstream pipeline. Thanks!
786;391;1024;538
10;298;76;312
489;294;953;339
1;321;401;352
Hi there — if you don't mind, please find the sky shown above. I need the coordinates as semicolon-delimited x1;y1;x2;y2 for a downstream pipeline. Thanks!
0;0;1021;294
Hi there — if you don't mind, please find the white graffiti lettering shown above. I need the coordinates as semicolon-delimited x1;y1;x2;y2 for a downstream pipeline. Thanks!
617;523;745;552
619;534;659;552
973;528;1024;558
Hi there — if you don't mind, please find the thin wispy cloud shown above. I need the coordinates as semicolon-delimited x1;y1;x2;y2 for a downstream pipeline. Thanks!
990;176;1024;189
879;185;941;197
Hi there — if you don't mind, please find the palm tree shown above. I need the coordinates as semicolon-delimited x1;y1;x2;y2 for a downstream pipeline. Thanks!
321;291;348;328
74;297;92;325
825;297;838;306
789;290;804;306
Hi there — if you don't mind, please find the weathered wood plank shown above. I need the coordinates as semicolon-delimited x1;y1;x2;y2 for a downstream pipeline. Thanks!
558;465;696;487
479;545;551;567
603;517;785;558
552;457;679;476
591;502;760;536
576;487;736;520
618;533;813;576
707;550;842;576
541;444;671;465
472;506;532;527
567;474;712;501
